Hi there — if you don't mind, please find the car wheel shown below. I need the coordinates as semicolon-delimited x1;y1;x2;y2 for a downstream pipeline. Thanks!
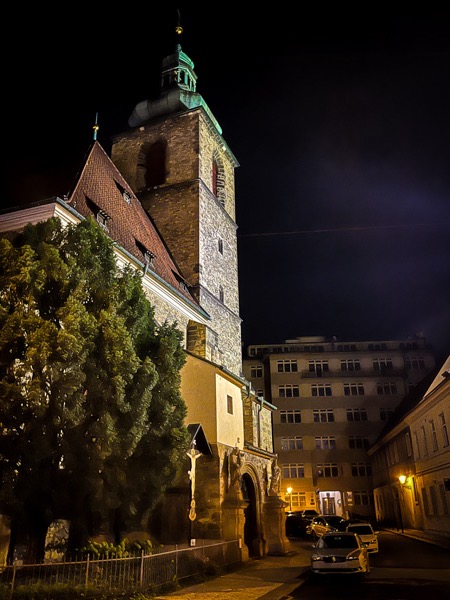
311;530;317;540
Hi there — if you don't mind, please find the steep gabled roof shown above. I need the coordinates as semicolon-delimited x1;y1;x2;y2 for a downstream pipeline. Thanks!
68;141;197;305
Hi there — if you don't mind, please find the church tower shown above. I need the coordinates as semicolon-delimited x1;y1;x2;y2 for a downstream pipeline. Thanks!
111;42;242;378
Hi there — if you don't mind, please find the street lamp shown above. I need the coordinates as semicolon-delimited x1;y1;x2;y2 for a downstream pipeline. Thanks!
287;486;293;511
398;474;407;485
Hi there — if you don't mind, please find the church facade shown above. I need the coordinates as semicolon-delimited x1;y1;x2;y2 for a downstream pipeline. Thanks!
0;43;290;560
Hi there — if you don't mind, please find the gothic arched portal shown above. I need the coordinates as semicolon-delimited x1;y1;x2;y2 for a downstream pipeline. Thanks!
241;473;259;557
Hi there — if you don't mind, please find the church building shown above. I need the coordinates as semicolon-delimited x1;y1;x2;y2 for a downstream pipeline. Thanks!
0;38;290;559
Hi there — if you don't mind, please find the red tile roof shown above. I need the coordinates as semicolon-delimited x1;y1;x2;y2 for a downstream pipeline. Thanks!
68;141;198;306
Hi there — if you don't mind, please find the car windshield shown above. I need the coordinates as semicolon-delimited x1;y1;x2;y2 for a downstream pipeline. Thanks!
348;525;373;535
319;535;358;549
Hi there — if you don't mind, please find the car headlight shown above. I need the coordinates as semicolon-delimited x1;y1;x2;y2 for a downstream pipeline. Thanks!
346;555;359;561
311;554;321;561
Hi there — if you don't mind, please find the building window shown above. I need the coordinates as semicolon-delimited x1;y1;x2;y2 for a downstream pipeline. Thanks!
414;430;421;458
405;357;426;371
277;359;298;372
340;359;361;371
421;425;428;456
353;491;373;506
439;483;449;515
430;420;438;452
349;436;370;449
219;285;224;303
344;383;365;396
421;488;430;515
380;408;395;421
281;436;303;450
227;395;233;414
368;343;387;351
373;358;393;372
218;237;223;254
315;436;336;450
337;344;356;351
308;360;329;375
313;409;334;423
311;384;332;397
284;491;306;508
439;413;449;447
351;463;372;476
250;365;263;378
317;463;339;477
346;408;367;422
377;382;398;395
405;432;413;457
430;485;438;514
280;410;301;424
212;154;225;206
279;385;299;398
282;463;305;478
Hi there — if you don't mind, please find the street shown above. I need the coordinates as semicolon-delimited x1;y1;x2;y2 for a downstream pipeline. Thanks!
289;530;450;598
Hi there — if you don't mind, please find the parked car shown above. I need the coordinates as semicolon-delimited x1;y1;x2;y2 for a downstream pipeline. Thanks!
321;515;345;530
306;515;340;539
345;522;379;553
299;509;319;522
310;531;371;577
285;511;308;537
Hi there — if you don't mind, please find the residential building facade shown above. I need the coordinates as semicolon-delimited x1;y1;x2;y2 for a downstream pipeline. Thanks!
369;355;450;538
242;335;436;521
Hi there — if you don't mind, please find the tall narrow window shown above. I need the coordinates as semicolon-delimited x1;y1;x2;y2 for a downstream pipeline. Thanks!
439;413;449;447
218;237;223;254
430;420;438;451
212;159;218;196
219;285;224;303
227;395;233;414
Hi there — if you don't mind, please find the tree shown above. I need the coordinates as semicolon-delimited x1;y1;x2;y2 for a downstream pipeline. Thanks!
0;217;189;562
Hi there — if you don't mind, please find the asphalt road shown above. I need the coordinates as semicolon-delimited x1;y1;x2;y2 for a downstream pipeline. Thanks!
289;531;450;598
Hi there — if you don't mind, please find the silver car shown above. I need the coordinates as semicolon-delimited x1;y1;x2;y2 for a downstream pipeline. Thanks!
346;522;379;553
310;531;370;577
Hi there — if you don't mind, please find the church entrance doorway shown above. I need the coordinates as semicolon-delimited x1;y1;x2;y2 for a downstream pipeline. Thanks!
242;473;259;557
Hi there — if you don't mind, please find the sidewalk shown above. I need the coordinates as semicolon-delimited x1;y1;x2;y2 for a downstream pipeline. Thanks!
153;540;311;600
382;527;450;549
153;528;450;600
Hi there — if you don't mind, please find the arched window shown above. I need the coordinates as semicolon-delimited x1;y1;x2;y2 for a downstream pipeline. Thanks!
144;141;166;188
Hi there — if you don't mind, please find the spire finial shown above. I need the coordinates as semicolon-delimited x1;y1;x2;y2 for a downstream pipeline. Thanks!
93;112;99;141
175;8;183;35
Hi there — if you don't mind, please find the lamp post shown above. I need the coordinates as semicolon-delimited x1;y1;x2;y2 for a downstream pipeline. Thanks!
396;475;406;533
287;486;293;512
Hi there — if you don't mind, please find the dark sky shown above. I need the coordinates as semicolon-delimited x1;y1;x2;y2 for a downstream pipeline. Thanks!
3;5;450;364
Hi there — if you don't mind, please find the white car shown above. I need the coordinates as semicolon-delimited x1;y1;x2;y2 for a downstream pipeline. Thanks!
345;522;379;553
310;531;370;577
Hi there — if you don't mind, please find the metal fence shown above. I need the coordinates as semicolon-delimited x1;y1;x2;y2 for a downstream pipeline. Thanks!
0;539;241;598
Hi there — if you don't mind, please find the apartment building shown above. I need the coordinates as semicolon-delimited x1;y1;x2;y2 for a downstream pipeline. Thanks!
242;335;436;521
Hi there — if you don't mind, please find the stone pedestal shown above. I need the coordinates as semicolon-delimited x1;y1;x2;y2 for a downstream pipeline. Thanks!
262;495;291;555
222;492;248;561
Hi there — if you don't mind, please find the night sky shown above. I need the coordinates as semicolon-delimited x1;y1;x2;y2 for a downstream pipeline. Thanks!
3;6;450;364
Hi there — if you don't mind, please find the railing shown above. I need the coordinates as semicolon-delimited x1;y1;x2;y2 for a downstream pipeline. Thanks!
0;539;241;598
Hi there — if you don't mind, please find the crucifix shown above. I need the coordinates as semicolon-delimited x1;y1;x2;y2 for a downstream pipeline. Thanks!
187;441;201;521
